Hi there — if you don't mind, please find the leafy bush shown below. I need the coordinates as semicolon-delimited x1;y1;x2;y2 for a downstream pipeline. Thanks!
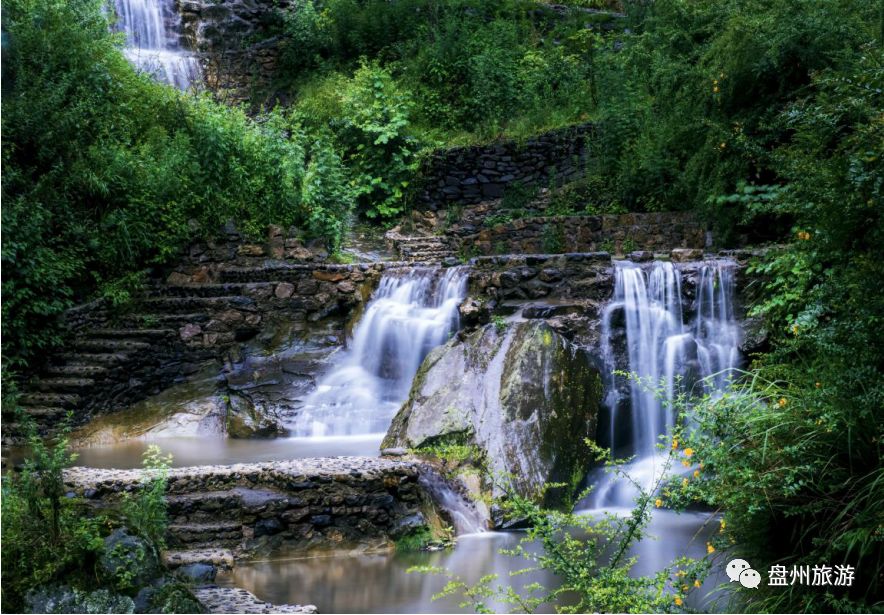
1;0;354;370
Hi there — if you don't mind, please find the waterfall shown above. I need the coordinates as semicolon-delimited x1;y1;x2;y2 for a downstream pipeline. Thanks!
290;267;468;437
419;469;487;535
587;259;740;508
114;0;201;89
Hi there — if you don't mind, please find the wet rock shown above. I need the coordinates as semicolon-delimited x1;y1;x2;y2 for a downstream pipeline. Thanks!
254;518;283;537
274;283;295;299
180;323;202;342
626;250;654;262
27;586;136;614
670;248;704;262
740;315;769;355
381;447;408;457
225;393;285;439
101;529;162;588
458;298;491;327
383;321;602;506
176;563;217;584
389;512;427;538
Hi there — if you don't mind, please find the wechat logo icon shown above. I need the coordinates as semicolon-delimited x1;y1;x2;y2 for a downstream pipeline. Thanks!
727;559;761;589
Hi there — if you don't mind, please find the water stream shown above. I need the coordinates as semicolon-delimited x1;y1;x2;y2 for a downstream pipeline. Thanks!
114;0;201;89
583;259;741;509
289;267;467;438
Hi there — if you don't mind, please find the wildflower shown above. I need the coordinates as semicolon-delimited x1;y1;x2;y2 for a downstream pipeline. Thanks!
713;85;720;93
672;439;679;449
694;579;702;588
719;142;726;149
682;584;690;592
791;324;799;334
693;469;701;479
676;570;686;577
778;397;788;407
720;519;726;532
682;478;689;488
684;447;694;458
707;543;715;554
674;596;684;607
655;498;663;508
682;460;690;467
816;382;822;388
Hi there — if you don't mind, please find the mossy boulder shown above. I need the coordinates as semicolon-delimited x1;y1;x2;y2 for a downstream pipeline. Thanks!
383;321;601;506
225;392;285;439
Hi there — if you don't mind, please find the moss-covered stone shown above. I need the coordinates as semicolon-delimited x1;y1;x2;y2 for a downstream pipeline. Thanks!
383;321;601;508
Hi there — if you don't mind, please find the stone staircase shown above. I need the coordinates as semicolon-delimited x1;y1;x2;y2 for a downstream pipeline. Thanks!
4;262;379;444
385;229;455;263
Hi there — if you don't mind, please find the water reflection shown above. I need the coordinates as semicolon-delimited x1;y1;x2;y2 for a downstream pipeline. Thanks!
221;511;731;614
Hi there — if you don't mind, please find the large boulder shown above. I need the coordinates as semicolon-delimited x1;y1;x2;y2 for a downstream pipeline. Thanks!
383;321;601;506
225;392;285;439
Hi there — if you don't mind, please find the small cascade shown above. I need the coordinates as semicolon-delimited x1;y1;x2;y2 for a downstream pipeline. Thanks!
114;0;201;89
290;267;468;437
587;259;741;508
419;469;487;535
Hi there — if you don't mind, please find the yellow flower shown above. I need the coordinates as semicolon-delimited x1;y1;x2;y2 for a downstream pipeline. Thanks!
655;498;663;508
676;570;686;577
719;142;726;149
693;469;701;478
672;439;679;449
684;447;694;458
778;397;788;407
682;585;689;592
682;460;690;467
816;382;822;388
707;543;715;554
682;478;689;488
720;519;726;532
674;596;684;607
694;579;702;588
713;85;720;93
791;324;799;334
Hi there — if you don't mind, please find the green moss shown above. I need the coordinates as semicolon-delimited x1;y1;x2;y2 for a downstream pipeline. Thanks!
394;526;434;552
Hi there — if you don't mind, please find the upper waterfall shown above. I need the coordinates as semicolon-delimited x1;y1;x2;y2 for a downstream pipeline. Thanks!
290;267;468;438
114;0;201;89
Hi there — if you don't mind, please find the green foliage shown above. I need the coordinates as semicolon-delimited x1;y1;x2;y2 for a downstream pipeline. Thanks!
671;41;883;613
415;440;709;613
283;0;596;143
491;315;508;334
0;417;105;611
119;445;172;559
395;526;435;552
148;581;206;614
1;0;353;371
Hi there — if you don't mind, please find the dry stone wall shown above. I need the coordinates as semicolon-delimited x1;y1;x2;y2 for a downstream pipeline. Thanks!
416;123;594;209
64;457;439;555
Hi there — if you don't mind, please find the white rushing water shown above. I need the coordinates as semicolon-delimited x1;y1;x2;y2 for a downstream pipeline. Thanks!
585;259;741;508
115;0;201;89
289;267;468;438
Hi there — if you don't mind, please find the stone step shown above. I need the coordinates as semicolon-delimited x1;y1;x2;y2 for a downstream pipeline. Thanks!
166;490;243;519
119;313;211;327
56;352;131;366
18;392;81;408
216;264;314;283
168;521;243;548
140;296;258;312
22;406;69;419
74;338;152;353
84;328;177;340
194;587;316;614
163;548;235;570
45;364;109;378
160;283;275;298
32;377;96;392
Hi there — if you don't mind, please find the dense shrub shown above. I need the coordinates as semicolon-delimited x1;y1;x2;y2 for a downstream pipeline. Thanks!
1;0;353;370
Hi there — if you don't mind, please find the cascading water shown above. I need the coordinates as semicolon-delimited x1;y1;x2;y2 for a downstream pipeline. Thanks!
290;267;468;438
586;259;741;508
114;0;201;89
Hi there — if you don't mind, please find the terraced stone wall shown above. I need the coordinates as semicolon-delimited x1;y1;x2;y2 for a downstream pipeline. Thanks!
416;123;594;209
64;458;438;556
